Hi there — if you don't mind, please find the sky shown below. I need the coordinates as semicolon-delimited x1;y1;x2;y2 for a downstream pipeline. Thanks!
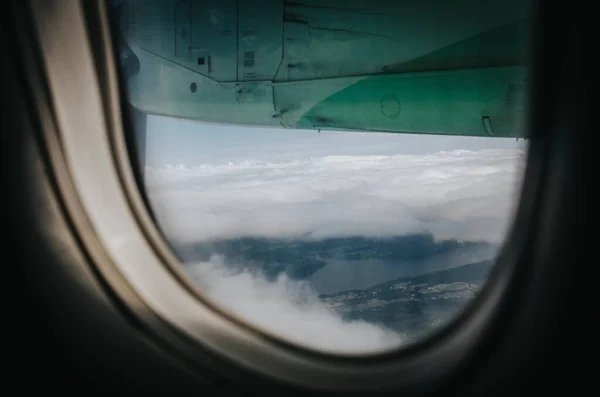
145;115;528;167
142;115;528;353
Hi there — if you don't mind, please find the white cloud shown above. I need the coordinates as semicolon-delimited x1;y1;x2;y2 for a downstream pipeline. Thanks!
145;148;527;244
186;255;404;353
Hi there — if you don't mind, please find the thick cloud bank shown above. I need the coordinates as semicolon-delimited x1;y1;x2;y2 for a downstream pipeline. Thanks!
146;148;527;244
186;255;404;353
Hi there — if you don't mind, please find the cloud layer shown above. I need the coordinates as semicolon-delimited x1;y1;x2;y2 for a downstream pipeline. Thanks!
145;148;527;244
186;255;404;353
143;143;527;353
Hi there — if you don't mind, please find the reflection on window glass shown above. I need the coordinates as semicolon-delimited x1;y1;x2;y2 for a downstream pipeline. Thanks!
110;0;531;353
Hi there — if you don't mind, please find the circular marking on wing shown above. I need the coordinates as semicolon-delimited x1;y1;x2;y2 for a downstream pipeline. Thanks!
380;95;401;118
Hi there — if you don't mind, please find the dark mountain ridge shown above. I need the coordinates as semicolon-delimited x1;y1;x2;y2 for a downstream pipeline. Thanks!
174;234;494;281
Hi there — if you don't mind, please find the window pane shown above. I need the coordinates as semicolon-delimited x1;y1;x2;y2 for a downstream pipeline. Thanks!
110;0;530;353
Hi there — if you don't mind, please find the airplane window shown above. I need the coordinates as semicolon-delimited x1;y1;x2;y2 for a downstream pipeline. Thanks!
109;0;531;354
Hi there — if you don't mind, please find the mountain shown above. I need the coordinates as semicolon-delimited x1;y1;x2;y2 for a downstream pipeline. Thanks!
319;259;495;341
174;234;494;283
367;258;493;293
